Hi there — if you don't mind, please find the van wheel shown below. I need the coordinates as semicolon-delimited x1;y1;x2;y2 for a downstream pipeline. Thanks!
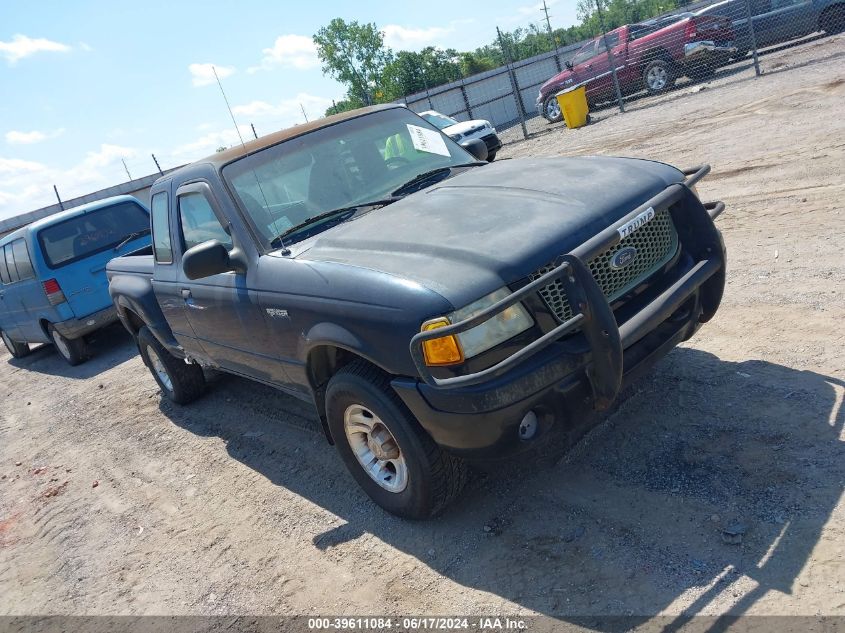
137;326;205;405
643;58;675;94
326;360;467;519
1;330;29;359
49;325;88;366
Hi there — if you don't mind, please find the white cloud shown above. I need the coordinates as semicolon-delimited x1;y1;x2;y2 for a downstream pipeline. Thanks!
0;157;46;174
170;126;254;159
0;145;139;220
0;34;72;65
5;128;65;145
232;93;333;121
188;63;235;87
381;25;454;50
249;34;319;73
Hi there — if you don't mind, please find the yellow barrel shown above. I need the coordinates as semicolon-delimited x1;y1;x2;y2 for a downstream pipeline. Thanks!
556;85;589;129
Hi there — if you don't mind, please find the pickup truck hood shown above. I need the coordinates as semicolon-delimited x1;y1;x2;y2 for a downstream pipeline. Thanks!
299;156;683;307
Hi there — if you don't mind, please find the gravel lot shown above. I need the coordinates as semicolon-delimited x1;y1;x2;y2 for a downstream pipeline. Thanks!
1;34;844;625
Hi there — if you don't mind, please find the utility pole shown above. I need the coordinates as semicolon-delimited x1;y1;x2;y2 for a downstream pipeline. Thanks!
121;159;132;181
593;0;625;113
251;123;258;139
53;185;64;210
299;103;309;123
151;153;163;175
541;0;562;72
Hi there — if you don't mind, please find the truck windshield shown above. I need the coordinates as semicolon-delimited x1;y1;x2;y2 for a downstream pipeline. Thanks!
222;107;477;247
38;201;150;268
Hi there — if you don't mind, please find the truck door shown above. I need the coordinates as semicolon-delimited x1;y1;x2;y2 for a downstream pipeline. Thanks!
570;38;600;91
583;31;626;101
173;182;289;385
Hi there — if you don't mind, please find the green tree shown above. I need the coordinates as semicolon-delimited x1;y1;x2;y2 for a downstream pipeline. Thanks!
313;19;392;106
382;47;462;100
458;51;499;77
324;95;366;117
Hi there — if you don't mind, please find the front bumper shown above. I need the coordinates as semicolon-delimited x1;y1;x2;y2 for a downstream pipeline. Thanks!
396;165;726;458
52;305;118;340
684;40;738;58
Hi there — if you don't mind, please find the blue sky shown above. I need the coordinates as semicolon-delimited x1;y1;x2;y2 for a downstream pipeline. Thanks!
0;0;579;220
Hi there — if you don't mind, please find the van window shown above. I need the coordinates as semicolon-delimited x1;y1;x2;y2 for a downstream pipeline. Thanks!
151;192;172;263
0;244;10;284
178;192;232;251
10;239;35;281
37;201;150;268
4;245;19;283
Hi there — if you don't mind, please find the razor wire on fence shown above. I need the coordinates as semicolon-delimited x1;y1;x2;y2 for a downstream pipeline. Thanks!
400;0;844;140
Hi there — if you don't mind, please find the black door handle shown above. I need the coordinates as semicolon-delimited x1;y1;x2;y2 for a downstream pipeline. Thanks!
181;289;192;299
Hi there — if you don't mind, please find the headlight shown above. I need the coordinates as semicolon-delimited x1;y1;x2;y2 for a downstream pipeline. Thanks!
420;288;533;366
449;132;463;141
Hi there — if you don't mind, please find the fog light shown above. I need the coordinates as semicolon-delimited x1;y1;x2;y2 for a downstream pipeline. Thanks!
518;410;539;440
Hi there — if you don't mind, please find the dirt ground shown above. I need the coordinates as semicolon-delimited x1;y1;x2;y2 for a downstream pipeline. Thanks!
1;34;844;626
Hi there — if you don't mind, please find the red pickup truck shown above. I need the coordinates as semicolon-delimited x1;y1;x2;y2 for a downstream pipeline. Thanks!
538;14;736;122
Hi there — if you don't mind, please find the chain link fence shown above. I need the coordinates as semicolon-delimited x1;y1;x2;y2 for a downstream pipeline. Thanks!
400;0;844;141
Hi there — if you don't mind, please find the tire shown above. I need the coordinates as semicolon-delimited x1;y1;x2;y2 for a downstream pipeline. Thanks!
486;151;497;162
137;326;205;405
326;360;467;519
542;95;563;123
642;58;676;95
48;325;88;366
1;329;29;359
820;4;845;34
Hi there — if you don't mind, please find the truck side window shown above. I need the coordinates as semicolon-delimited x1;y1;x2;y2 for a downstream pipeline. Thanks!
151;192;172;264
572;40;598;64
178;192;232;252
4;244;19;283
0;244;9;284
10;240;34;281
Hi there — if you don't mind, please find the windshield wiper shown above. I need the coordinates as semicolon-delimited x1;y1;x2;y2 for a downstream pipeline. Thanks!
391;162;485;197
270;198;398;248
114;229;150;251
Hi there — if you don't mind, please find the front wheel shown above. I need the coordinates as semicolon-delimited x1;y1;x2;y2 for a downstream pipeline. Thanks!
543;95;563;123
487;151;498;162
1;330;29;359
49;325;88;366
137;326;205;405
326;361;467;519
642;59;676;94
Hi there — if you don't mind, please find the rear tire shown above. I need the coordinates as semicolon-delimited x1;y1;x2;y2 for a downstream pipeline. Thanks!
1;330;29;359
642;58;676;94
137;326;205;405
49;325;88;366
487;151;498;162
326;360;467;519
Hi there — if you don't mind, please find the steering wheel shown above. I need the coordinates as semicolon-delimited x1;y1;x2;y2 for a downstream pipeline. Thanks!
384;156;410;170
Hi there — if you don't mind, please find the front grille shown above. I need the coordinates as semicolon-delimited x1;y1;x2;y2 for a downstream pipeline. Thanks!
529;208;679;323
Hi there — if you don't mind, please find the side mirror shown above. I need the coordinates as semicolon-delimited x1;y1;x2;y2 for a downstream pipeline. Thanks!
183;240;233;280
565;60;574;70
461;138;488;162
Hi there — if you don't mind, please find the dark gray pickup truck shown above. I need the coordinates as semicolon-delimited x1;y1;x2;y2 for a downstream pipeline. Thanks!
107;104;726;518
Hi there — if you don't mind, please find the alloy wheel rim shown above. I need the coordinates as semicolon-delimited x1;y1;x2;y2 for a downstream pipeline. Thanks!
546;99;561;119
146;345;173;392
51;330;72;360
648;66;668;90
343;404;408;493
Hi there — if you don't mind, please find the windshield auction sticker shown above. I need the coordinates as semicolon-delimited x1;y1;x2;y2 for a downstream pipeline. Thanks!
407;124;451;157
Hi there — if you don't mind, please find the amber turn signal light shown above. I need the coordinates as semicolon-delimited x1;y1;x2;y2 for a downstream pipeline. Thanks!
421;318;464;366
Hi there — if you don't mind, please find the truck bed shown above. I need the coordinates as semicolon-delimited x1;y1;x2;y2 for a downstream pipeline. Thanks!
107;248;154;276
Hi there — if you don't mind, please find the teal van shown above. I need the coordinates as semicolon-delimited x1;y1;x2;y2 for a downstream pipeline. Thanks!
0;195;150;365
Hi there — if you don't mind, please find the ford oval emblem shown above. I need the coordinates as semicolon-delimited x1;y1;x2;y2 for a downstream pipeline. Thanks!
610;246;638;269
